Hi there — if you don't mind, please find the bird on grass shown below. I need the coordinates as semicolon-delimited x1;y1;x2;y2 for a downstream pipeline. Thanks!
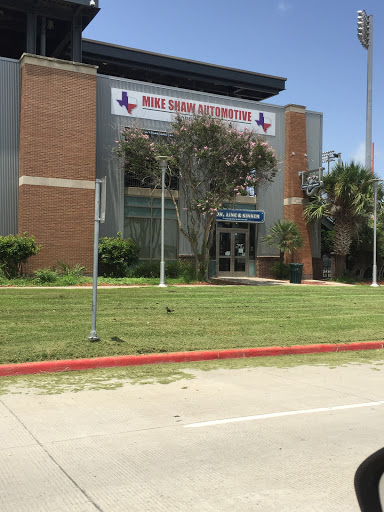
166;307;174;313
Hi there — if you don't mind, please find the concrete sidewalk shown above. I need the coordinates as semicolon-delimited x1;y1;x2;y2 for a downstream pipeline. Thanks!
1;361;383;511
211;276;352;286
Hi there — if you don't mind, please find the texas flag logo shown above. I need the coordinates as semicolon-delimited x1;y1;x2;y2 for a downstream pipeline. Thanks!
111;88;138;116
117;91;137;114
255;112;272;133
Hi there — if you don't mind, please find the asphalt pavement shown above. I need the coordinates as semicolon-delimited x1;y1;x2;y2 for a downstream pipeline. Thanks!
1;361;384;511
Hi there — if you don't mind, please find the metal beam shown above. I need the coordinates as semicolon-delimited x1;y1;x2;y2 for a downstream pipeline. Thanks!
26;11;37;54
72;13;82;62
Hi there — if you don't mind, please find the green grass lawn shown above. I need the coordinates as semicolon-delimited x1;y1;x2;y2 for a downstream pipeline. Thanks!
1;285;384;364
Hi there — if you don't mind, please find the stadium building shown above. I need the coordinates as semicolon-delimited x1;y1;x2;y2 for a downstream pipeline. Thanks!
0;0;323;279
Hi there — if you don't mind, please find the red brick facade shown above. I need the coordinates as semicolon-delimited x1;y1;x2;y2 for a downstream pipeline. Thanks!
18;55;97;273
284;105;313;279
256;256;280;278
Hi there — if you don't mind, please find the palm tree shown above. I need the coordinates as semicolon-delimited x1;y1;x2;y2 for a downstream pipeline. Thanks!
263;220;304;263
304;161;382;277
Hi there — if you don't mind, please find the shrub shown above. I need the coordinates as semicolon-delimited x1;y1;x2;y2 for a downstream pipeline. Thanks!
58;274;79;286
0;233;41;277
128;261;160;278
271;262;290;280
0;264;8;285
127;260;196;281
164;260;180;278
34;267;58;283
57;262;86;277
166;260;195;282
99;232;140;277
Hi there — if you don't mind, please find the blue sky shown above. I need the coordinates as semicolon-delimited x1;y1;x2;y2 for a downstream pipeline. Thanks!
84;0;383;177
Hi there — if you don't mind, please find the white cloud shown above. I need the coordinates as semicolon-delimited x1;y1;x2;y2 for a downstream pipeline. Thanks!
351;141;365;165
277;1;290;13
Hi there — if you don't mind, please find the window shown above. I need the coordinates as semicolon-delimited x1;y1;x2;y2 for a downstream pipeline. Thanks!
124;196;178;260
123;131;178;190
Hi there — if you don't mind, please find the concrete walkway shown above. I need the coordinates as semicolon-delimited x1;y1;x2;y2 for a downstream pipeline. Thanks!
1;361;383;511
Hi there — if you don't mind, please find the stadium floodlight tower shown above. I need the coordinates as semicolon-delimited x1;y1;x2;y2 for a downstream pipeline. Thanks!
322;150;341;174
357;9;373;170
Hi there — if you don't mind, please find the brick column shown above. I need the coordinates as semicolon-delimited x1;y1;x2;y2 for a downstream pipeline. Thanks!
284;104;313;279
19;54;98;273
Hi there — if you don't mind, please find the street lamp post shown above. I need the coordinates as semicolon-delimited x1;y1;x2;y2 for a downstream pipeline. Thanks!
155;156;170;287
371;179;382;288
357;9;373;170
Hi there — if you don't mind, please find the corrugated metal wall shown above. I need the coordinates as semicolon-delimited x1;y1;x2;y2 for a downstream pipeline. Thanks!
96;74;322;257
0;58;19;235
306;110;323;259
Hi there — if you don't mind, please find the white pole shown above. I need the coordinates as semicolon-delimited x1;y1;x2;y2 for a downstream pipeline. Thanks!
89;179;101;340
371;179;381;287
159;161;166;287
155;156;170;288
366;15;373;170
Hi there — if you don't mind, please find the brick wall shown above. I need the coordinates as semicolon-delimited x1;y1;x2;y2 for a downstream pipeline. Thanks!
256;256;280;278
19;185;94;273
284;105;313;279
18;55;97;273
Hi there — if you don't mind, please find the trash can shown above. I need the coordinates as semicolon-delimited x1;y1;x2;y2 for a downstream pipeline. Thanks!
289;263;303;284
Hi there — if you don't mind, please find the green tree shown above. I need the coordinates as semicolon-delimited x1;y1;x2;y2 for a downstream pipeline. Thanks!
304;162;382;276
263;220;304;264
116;115;278;279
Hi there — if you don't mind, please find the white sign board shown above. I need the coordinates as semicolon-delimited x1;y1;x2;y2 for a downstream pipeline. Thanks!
111;88;275;136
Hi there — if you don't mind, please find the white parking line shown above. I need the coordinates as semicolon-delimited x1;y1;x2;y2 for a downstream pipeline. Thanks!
184;401;384;428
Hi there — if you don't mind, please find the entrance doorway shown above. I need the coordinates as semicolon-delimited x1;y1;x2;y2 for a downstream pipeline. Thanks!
216;228;249;276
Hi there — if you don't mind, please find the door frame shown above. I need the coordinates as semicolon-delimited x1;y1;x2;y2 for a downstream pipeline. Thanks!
216;227;249;277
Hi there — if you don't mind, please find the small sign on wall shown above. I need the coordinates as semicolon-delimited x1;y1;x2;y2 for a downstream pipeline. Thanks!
217;209;265;223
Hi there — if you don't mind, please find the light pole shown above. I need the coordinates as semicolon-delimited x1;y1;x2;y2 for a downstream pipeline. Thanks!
322;150;341;174
371;179;381;288
357;9;373;170
155;156;170;287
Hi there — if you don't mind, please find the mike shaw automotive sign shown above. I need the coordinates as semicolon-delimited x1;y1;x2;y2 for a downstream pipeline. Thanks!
111;88;276;136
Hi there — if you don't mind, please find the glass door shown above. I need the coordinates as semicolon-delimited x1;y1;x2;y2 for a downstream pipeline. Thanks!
234;232;247;275
218;232;231;274
216;229;248;276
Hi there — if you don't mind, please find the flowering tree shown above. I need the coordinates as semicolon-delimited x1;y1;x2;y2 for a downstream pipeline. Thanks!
116;115;278;279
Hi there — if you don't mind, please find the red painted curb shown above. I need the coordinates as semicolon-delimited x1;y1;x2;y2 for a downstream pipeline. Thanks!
0;341;384;377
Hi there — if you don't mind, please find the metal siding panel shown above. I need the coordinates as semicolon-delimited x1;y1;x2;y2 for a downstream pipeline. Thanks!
306;111;323;258
96;76;125;238
256;107;285;257
96;74;286;253
0;58;19;235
